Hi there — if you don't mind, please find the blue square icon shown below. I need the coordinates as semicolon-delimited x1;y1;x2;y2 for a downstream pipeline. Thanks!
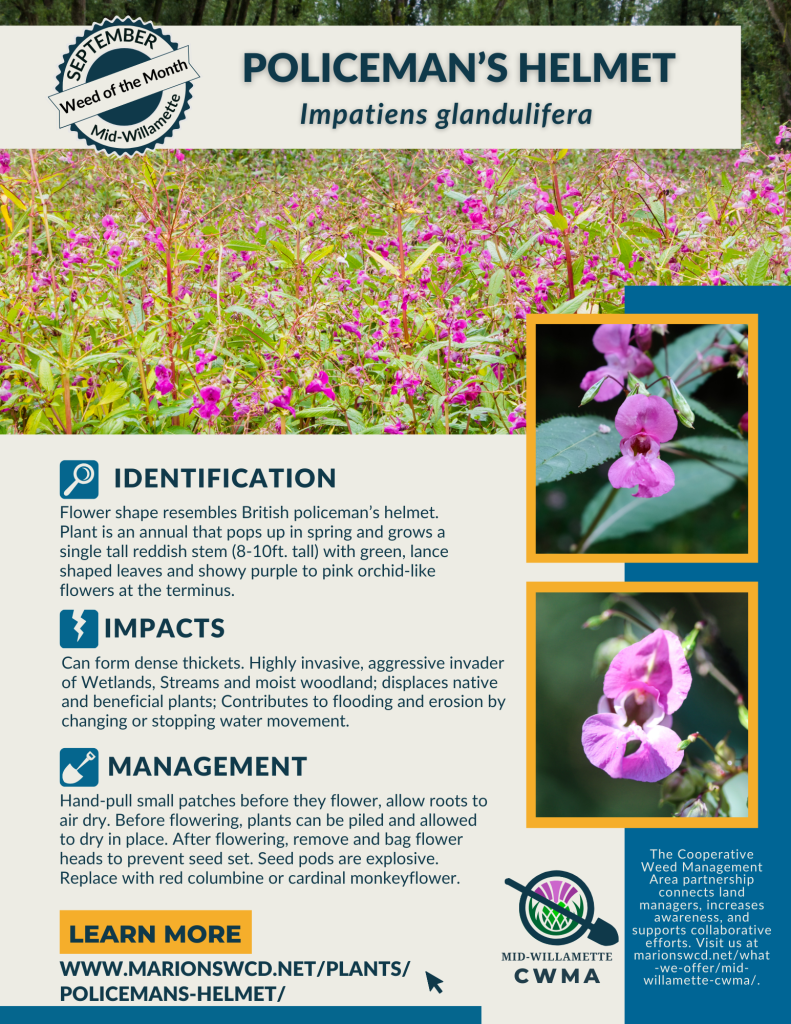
61;748;99;787
60;609;99;648
60;460;99;499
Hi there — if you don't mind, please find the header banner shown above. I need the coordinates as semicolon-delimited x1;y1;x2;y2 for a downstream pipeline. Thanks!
1;24;740;152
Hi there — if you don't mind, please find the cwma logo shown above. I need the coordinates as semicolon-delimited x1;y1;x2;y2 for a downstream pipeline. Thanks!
511;965;601;985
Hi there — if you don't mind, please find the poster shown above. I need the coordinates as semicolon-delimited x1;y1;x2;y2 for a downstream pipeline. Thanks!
0;5;782;1023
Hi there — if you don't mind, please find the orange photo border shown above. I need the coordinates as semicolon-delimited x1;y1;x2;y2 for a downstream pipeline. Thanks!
526;581;758;829
527;314;758;563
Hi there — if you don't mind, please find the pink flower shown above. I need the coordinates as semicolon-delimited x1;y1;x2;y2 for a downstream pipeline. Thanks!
269;387;296;416
580;324;654;401
192;384;222;420
154;364;174;396
305;370;337;401
232;398;251;421
631;324;654;352
195;348;216;373
508;410;526;433
107;244;123;268
581;629;692;783
608;395;677;498
739;411;748;435
102;215;117;241
0;151;10;175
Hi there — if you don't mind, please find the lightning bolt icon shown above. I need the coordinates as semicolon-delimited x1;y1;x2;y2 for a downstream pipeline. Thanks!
72;610;86;643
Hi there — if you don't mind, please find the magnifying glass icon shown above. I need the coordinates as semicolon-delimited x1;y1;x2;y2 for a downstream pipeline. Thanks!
63;463;95;497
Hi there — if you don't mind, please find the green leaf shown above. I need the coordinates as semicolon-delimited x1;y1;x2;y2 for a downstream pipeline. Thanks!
129;299;143;330
488;268;506;298
422;361;444;393
294;407;339;418
120;255;145;277
686;398;742;438
580;461;740;548
304;244;334;264
226;305;262;325
444;190;469;203
365;247;400;277
536;416;619;485
96;381;128;406
671;436;748;466
270;238;296;265
741;244;771;286
647;324;743;397
551;288;594;315
38;358;55;391
407;241;442;277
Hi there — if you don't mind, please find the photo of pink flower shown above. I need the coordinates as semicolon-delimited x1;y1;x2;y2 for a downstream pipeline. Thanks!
536;590;751;819
535;320;751;555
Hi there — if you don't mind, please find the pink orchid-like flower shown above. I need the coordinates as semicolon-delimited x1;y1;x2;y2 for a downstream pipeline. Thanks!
154;364;174;396
581;629;692;783
580;324;654;401
269;387;296;416
195;348;217;374
608;394;677;498
193;384;222;420
739;411;748;435
305;370;337;401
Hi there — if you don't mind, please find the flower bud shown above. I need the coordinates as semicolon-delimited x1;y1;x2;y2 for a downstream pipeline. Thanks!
582;609;613;630
580;376;608;405
626;372;650;396
675;795;712;817
591;636;631;678
681;623;703;659
632;324;653;351
677;732;699;751
715;739;737;770
660;768;706;804
668;379;695;428
737;699;748;731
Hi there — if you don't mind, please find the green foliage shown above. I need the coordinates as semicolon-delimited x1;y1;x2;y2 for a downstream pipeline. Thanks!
671;435;748;465
686;397;742;438
648;325;742;397
579;461;741;548
536;416;619;485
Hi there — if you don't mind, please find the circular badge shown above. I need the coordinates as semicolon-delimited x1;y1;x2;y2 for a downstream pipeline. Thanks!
518;870;594;945
51;18;198;156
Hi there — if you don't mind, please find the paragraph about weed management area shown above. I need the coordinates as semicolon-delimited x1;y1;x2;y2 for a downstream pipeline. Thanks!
0;11;784;1024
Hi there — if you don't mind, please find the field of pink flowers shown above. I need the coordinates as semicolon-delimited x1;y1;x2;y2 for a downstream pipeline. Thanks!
0;142;785;434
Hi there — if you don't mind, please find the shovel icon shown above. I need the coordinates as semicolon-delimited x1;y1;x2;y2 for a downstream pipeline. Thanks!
62;750;96;785
505;874;619;947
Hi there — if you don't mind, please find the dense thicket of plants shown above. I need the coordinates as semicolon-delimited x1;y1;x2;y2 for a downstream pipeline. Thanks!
0;146;777;433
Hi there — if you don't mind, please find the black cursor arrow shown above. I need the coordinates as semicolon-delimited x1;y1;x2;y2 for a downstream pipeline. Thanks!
425;972;443;994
